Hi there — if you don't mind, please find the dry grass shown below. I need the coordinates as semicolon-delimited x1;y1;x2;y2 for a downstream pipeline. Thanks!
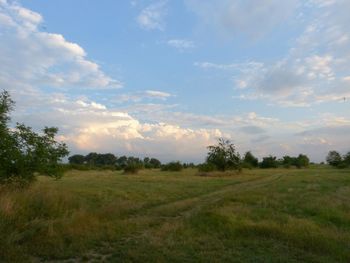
1;166;350;262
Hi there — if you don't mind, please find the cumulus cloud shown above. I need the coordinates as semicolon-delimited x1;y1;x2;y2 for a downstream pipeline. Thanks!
0;0;121;91
194;1;350;106
14;95;222;162
137;1;167;31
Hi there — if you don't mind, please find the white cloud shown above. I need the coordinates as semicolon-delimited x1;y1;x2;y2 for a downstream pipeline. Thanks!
167;39;195;50
115;90;172;103
186;0;299;39
14;95;222;162
194;1;350;106
0;0;121;91
137;1;167;31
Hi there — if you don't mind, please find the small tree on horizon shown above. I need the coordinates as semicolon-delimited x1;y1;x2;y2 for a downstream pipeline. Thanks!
206;138;241;171
260;156;278;168
243;151;259;168
326;151;343;167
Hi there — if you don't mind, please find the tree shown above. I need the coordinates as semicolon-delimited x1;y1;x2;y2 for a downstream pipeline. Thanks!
295;154;310;168
96;153;117;166
161;161;183;172
260;156;278;168
85;152;99;166
243;151;258;168
0;90;69;184
68;154;85;165
116;155;128;169
326;151;343;167
206;138;241;171
343;152;350;167
282;156;294;168
149;158;161;168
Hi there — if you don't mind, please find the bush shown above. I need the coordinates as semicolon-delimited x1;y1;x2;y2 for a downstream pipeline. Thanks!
161;161;183;172
124;162;143;174
198;163;216;172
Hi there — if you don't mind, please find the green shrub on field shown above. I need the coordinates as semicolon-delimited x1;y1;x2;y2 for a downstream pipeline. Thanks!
161;161;183;172
124;162;143;174
198;163;216;172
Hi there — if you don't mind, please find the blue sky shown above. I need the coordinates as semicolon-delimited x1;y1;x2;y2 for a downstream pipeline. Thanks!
1;0;349;162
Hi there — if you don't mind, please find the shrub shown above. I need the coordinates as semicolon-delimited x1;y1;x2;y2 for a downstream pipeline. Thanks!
124;162;143;174
198;163;217;172
161;161;183;172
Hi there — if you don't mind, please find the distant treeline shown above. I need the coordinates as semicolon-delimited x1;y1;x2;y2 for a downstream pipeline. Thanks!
68;153;162;170
68;153;198;173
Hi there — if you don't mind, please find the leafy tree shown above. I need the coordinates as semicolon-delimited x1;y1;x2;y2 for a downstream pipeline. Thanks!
85;152;99;166
295;154;310;168
343;152;350;166
282;156;294;168
326;151;343;167
116;155;128;169
68;154;85;165
260;156;278;168
243;151;258;168
149;158;161;168
96;153;117;166
0;90;69;184
206;138;241;171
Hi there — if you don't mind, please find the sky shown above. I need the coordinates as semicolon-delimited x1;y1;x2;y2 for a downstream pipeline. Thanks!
0;0;349;163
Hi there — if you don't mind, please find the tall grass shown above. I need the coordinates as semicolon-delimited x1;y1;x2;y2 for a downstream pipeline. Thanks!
1;167;350;262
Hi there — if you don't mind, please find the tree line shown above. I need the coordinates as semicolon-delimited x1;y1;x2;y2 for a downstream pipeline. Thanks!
68;153;162;170
1;90;349;185
198;138;311;172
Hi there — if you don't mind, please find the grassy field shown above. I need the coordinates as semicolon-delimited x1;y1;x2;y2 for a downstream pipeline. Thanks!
1;167;350;262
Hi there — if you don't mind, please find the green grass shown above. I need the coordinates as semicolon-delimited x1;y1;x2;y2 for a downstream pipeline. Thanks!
1;166;350;262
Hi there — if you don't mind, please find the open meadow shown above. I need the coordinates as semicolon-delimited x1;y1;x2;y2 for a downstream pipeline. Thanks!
1;166;350;262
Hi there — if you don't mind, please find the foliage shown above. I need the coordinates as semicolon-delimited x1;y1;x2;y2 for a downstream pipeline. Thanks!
242;151;259;168
183;162;196;169
0;91;69;185
161;161;183;172
206;138;241;171
295;154;310;168
123;162;143;174
326;151;343;168
67;153;162;170
68;154;85;165
260;156;278;168
344;152;350;167
197;163;216;172
282;154;310;168
84;152;117;167
144;157;162;169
